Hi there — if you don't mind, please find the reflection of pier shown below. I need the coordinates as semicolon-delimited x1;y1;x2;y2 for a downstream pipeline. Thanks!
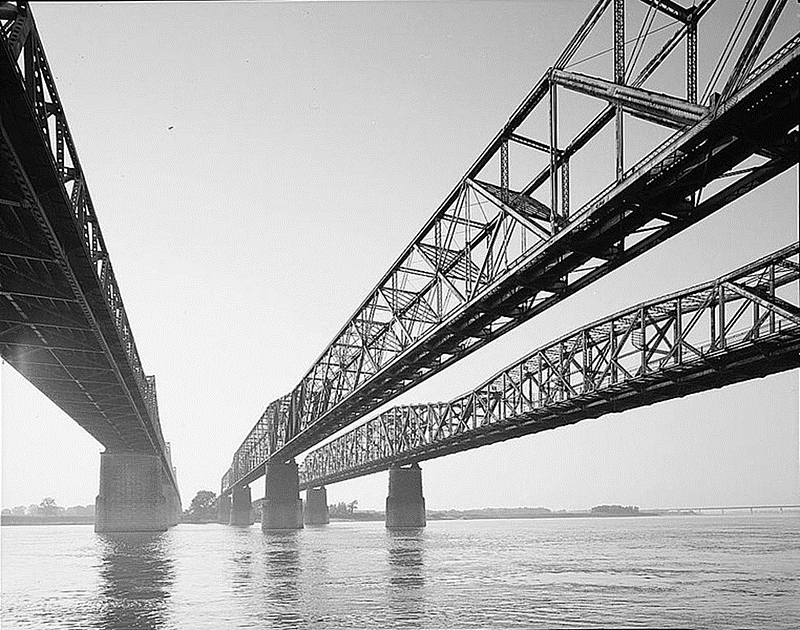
655;504;800;515
97;533;174;630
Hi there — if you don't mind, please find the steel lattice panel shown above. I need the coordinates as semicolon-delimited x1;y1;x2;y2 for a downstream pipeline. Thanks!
300;244;800;488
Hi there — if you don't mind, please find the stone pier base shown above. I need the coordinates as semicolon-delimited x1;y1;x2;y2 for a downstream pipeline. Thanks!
95;451;169;532
217;493;232;524
385;463;426;528
262;460;303;530
230;486;254;526
304;487;330;525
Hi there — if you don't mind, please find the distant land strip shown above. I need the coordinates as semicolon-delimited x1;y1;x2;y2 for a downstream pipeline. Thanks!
3;504;798;526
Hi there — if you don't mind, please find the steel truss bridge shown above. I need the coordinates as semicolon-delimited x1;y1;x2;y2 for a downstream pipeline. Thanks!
223;0;799;494
299;244;800;488
0;2;179;496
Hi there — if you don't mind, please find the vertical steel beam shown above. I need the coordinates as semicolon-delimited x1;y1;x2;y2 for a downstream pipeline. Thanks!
500;139;509;204
675;298;683;364
718;284;726;349
614;0;625;180
710;301;717;350
610;321;618;384
561;157;570;220
581;329;589;392
640;307;647;374
549;76;559;232
686;13;698;103
537;354;543;407
753;299;760;340
769;264;776;334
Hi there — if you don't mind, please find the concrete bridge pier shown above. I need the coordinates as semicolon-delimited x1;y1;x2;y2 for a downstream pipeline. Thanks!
385;462;426;528
162;480;181;527
229;485;254;526
94;451;169;532
304;487;330;525
262;460;303;530
217;493;232;524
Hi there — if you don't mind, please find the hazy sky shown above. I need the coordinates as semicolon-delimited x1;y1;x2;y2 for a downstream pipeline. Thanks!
2;0;798;512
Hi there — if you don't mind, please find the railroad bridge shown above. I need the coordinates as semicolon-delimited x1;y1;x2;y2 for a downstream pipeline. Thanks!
217;0;799;529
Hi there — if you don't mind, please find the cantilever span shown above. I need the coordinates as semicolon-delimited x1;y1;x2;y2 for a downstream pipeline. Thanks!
0;1;180;531
299;243;800;489
222;0;799;497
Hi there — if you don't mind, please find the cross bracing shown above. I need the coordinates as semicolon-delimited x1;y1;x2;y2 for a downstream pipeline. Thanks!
220;0;798;493
299;243;800;488
0;1;178;495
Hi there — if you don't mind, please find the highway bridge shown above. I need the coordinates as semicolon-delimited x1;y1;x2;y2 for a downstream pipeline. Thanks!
0;1;181;531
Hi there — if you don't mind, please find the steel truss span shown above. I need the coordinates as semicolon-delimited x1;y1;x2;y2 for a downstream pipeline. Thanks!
0;2;178;494
300;243;800;489
224;0;798;494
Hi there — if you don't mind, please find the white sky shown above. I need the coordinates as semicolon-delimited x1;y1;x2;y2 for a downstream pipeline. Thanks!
2;0;798;511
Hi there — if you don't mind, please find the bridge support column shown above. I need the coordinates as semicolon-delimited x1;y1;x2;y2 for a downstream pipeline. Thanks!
94;451;169;532
229;486;254;526
217;493;232;524
385;463;426;528
162;480;180;527
304;487;330;525
262;460;303;530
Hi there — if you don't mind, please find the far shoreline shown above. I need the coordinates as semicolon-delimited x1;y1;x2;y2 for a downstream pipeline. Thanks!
4;505;797;526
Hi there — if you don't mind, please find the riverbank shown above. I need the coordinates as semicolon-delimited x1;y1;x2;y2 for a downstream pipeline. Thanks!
1;515;95;526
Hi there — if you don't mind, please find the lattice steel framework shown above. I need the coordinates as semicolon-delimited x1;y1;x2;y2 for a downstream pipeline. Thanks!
300;244;800;488
0;2;178;494
223;0;798;493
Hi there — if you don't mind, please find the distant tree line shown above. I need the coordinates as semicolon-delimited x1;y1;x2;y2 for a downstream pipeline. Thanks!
182;490;218;522
591;504;640;515
2;498;94;518
329;500;359;518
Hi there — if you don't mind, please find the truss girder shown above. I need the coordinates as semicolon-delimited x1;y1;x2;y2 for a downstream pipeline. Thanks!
223;0;798;493
0;2;178;495
299;244;800;488
549;69;709;128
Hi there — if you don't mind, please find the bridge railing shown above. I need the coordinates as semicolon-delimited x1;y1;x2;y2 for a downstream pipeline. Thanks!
0;3;169;456
222;0;799;492
299;243;800;487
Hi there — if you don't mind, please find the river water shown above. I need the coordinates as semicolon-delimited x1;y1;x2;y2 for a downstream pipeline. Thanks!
2;515;798;629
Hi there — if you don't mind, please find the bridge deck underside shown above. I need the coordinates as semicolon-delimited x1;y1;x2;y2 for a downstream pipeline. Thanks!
0;29;158;457
0;186;150;451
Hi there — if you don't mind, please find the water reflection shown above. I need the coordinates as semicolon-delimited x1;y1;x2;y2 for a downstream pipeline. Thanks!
96;532;174;630
258;530;304;628
229;527;256;588
387;528;426;625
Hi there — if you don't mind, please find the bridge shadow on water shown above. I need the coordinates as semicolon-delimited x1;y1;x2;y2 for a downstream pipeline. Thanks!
96;532;174;630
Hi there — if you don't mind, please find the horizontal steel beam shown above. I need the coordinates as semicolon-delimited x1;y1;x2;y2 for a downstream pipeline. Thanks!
549;68;709;128
637;0;693;24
